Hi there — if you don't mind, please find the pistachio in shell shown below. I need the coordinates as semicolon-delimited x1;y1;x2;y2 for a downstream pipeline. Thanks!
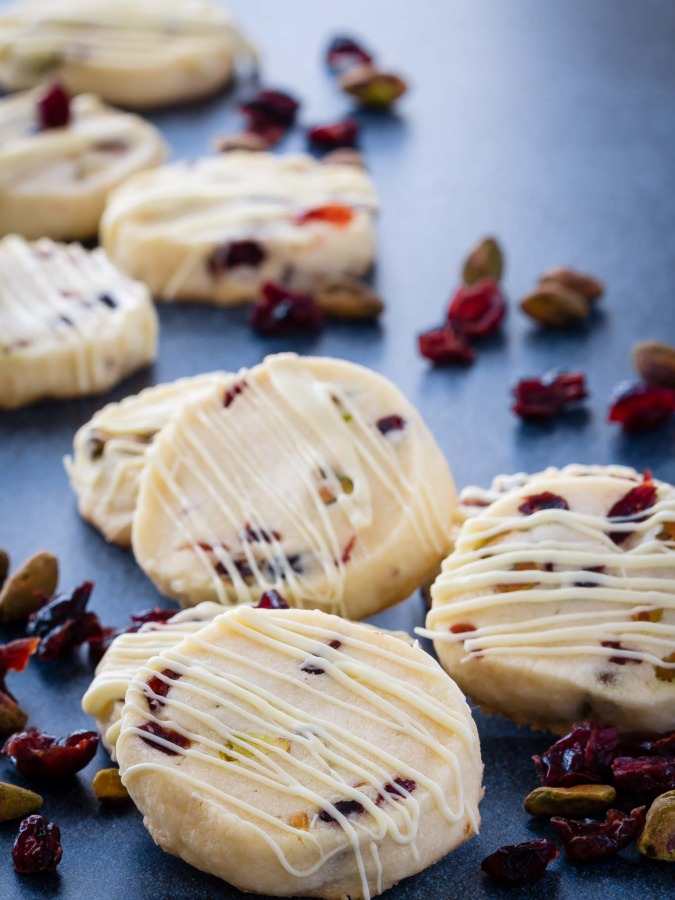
632;340;675;390
314;276;384;320
637;790;675;861
340;64;407;108
322;148;367;169
0;782;43;822
539;267;604;302
462;237;504;285
92;769;130;806
0;551;58;624
0;549;8;591
524;784;617;818
520;284;590;327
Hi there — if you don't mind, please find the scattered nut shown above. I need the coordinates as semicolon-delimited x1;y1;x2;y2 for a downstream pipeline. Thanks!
314;276;384;320
0;552;58;624
637;790;675;861
92;769;130;806
340;64;407;108
463;237;504;285
0;549;8;591
0;782;43;822
632;341;675;390
524;784;617;818
322;148;366;169
290;811;310;830
214;131;271;153
0;695;29;736
520;284;590;327
220;732;291;761
539;267;604;302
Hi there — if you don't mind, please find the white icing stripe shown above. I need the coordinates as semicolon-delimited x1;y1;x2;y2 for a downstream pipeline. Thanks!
118;608;479;900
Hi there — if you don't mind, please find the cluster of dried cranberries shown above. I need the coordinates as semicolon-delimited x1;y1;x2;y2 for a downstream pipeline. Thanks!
419;280;506;365
512;370;588;419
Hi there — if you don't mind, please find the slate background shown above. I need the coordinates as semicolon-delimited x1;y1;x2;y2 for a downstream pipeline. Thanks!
1;0;675;896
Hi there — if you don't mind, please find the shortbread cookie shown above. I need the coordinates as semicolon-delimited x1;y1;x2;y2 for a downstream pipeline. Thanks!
0;0;253;109
421;468;675;734
65;374;224;546
0;88;166;241
0;235;157;409
132;353;456;618
100;152;378;305
116;606;483;899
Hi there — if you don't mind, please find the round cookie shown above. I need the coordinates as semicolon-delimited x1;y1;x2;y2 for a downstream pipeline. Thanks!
100;152;378;305
116;606;483;899
0;0;254;109
65;373;226;546
0;88;166;241
422;468;675;734
0;235;157;409
131;353;457;618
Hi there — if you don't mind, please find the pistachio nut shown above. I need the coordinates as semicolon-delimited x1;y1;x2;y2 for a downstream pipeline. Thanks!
632;340;675;390
92;768;130;805
0;782;43;822
0;693;28;735
322;148;366;169
524;784;617;818
220;732;291;761
520;284;590;327
340;64;407;108
462;237;504;285
637;790;675;861
539;267;604;302
0;551;58;624
314;276;384;320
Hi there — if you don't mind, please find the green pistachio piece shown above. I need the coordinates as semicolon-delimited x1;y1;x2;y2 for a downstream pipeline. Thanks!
314;276;384;320
0;693;28;735
637;790;675;861
632;341;675;390
220;732;291;761
520;284;590;327
340;65;407;108
0;782;43;822
524;784;617;817
0;551;58;624
462;237;504;285
539;267;604;302
92;768;130;805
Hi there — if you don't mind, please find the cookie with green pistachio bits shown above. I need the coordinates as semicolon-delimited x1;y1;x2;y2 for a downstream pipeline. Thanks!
0;782;43;822
0;551;57;623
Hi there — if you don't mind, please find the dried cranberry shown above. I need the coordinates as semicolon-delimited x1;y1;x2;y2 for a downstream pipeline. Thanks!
418;325;475;365
376;415;406;435
12;815;62;874
98;292;117;308
27;581;103;661
208;240;266;276
341;535;357;564
295;204;354;226
308;119;359;150
250;282;323;336
326;35;374;70
601;641;641;665
240;89;299;133
551;807;646;862
2;728;99;778
617;730;675;758
256;590;289;609
447;280;506;338
607;471;657;544
480;839;558;886
612;756;675;803
91;607;176;663
144;669;181;712
533;721;620;787
608;382;675;432
36;81;70;130
240;523;281;543
376;777;416;804
138;721;190;756
513;370;588;419
449;623;476;635
318;798;365;822
223;381;247;408
518;492;570;515
0;638;39;734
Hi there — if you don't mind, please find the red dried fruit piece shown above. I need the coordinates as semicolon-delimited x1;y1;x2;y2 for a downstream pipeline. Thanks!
27;581;103;661
518;492;570;515
208;240;266;276
138;721;190;755
617;730;675;758
295;204;354;226
12;815;62;874
240;89;299;133
256;590;289;609
513;370;588;419
145;669;181;712
418;325;475;365
2;728;99;778
607;470;657;545
550;806;646;862
326;35;374;70
240;523;281;543
533;721;620;787
0;638;39;734
480;839;558;886
376;777;417;805
318;798;365;822
308;119;359;150
601;641;642;665
376;415;406;435
341;535;357;564
608;382;675;432
250;282;323;336
91;607;176;663
223;381;247;408
612;756;675;803
37;81;70;130
447;280;506;338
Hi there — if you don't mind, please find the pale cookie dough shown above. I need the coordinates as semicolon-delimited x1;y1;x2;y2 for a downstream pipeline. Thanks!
100;152;378;305
0;88;166;241
132;353;457;618
65;374;225;546
0;235;158;409
0;0;253;109
116;606;483;899
420;467;675;734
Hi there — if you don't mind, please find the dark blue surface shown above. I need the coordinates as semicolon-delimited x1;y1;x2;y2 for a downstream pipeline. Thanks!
1;0;675;896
